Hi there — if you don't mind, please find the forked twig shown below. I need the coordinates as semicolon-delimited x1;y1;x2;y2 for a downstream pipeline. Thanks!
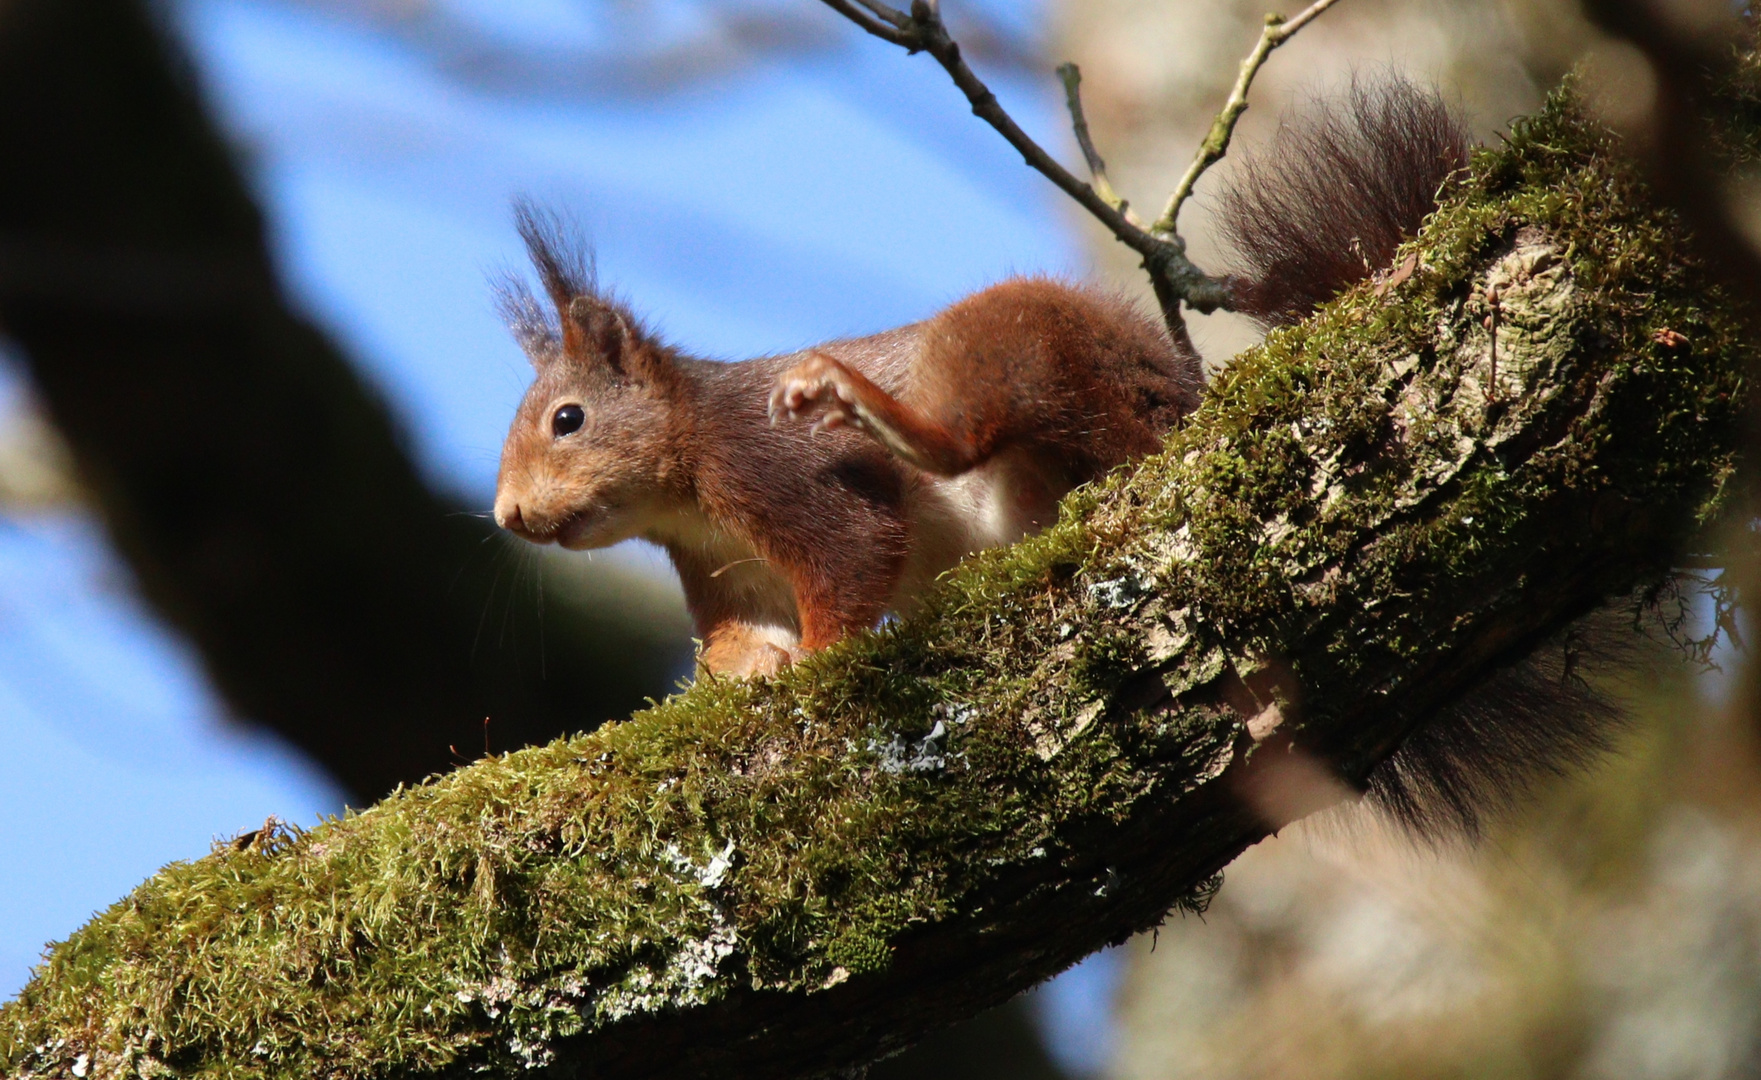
815;0;1343;339
1155;0;1346;235
1056;62;1135;222
820;0;911;43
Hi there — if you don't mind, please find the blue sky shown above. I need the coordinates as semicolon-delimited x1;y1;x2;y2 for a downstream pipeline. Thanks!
0;0;1122;1068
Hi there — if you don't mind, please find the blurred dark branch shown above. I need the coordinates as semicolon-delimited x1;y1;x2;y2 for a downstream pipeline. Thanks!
272;0;1040;99
1577;2;1761;317
0;0;689;801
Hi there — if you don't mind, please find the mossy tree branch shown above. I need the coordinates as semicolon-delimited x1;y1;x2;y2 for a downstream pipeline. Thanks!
0;88;1749;1080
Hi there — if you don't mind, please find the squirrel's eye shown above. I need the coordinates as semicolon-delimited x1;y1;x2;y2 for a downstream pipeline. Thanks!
551;404;585;438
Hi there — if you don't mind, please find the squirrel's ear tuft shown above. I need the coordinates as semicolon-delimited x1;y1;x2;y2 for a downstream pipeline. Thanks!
495;274;559;370
506;199;673;380
500;200;592;370
513;200;593;310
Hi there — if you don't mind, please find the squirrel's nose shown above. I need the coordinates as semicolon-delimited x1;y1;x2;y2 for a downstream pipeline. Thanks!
495;501;526;532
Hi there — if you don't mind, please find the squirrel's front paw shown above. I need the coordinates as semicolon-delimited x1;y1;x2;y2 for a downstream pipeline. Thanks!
769;352;861;435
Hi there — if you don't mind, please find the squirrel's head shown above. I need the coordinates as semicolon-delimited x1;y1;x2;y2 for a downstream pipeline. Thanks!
493;204;688;550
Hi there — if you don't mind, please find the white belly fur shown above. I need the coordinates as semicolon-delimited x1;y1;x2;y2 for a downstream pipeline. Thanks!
644;503;802;649
894;449;1066;616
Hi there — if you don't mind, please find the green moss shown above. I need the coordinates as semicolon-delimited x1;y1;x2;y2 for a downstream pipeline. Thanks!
0;88;1749;1079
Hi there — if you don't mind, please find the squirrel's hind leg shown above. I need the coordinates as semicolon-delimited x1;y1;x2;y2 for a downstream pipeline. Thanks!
769;351;984;477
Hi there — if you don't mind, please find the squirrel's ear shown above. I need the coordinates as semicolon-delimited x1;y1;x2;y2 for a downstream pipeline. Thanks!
566;294;670;382
566;294;624;360
510;201;596;370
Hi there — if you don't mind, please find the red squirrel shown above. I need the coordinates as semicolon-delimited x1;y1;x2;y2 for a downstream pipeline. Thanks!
493;78;1469;678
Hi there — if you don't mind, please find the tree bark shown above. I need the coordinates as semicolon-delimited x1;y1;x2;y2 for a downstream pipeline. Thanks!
0;81;1746;1078
0;0;689;802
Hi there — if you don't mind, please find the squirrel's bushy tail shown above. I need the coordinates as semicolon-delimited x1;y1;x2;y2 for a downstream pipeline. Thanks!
1217;74;1471;329
1365;612;1639;838
1215;76;1645;839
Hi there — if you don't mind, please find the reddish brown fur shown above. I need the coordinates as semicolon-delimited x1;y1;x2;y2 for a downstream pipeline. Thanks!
771;279;1199;481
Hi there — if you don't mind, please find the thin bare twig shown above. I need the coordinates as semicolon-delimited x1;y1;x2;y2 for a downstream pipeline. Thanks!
1056;62;1137;222
821;0;912;45
817;0;1346;340
816;0;1230;340
850;0;912;27
1155;0;1347;236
